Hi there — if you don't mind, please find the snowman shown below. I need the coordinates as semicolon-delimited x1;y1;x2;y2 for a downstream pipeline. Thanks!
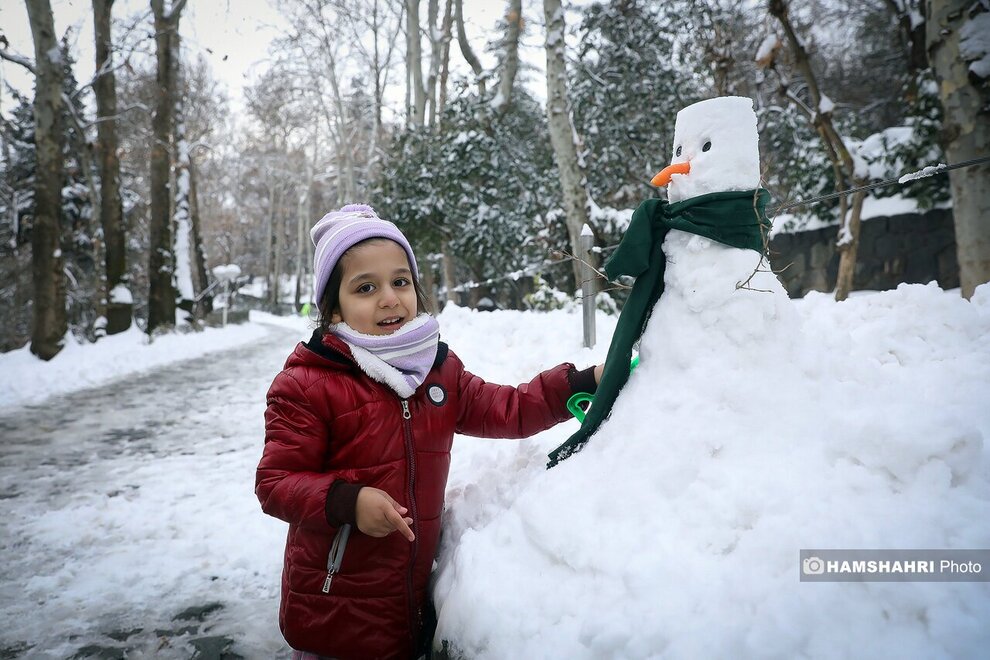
435;97;989;658
549;96;793;466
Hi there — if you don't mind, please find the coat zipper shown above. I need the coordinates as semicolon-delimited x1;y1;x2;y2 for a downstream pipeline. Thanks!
400;398;420;651
322;522;351;593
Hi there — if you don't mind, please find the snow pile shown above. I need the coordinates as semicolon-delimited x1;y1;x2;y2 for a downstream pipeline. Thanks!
435;235;990;658
0;312;302;411
438;303;616;384
667;97;760;203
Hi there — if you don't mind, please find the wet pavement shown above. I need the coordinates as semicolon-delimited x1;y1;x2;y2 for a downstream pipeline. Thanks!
0;323;303;659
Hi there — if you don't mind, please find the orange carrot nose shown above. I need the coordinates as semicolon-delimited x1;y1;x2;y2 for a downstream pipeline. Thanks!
650;161;691;187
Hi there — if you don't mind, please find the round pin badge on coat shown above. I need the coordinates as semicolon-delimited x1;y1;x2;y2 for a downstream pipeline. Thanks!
427;384;447;406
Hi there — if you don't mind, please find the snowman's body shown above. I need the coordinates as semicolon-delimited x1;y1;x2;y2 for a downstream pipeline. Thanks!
642;229;795;370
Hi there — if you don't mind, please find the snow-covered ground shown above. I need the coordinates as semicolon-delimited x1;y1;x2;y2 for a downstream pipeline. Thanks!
0;314;281;413
0;289;987;658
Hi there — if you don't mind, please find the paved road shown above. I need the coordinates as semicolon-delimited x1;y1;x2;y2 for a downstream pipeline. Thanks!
0;323;303;659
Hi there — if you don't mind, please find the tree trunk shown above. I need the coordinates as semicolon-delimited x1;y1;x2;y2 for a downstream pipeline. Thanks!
833;190;866;300
885;0;928;76
188;159;211;315
404;4;411;128
307;175;319;297
266;183;285;310
543;0;595;293
436;0;454;125
372;1;383;149
368;0;392;179
273;200;285;312
928;0;990;299
425;0;440;126
147;0;187;334
420;253;436;313
93;0;130;334
295;183;306;312
295;155;316;311
406;0;426;125
27;0;67;360
494;0;523;115
455;0;486;97
768;0;866;301
172;62;195;318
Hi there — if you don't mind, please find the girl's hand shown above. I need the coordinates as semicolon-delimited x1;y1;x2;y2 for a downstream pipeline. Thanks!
594;364;604;384
355;487;415;542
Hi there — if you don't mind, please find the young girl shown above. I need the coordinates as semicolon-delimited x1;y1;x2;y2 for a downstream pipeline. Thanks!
256;204;601;659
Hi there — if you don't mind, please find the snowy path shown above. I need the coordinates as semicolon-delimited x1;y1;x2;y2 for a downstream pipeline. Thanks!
0;323;300;659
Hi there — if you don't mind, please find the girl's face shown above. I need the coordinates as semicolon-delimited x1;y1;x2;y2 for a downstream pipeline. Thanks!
331;239;418;335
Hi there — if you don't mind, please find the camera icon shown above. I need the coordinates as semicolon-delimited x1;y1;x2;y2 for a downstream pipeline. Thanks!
803;556;825;575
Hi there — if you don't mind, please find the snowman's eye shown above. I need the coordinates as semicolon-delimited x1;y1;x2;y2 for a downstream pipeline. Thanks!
675;145;682;157
702;141;712;152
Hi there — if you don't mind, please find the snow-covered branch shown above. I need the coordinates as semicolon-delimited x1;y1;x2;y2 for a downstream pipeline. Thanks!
0;48;37;75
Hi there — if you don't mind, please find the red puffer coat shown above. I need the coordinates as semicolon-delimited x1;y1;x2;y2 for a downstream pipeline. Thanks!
257;331;579;659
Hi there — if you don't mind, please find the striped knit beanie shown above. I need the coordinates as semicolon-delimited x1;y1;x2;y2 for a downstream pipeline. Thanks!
310;204;418;304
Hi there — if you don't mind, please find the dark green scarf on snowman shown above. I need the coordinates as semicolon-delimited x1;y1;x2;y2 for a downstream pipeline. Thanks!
547;188;772;468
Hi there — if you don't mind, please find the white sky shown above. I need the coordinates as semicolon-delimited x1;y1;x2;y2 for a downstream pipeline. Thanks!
0;0;554;119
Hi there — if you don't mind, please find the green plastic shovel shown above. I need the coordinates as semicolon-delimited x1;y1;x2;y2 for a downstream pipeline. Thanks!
566;355;640;424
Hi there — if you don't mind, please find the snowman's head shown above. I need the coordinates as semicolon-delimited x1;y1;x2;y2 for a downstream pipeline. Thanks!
651;96;761;203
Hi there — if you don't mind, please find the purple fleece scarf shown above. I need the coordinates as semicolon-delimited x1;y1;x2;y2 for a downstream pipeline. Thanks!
329;314;440;398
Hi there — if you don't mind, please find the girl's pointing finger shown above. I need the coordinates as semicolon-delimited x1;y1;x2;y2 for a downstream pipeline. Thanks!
386;508;415;542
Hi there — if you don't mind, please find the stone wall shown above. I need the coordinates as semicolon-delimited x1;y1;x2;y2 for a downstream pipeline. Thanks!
768;208;958;298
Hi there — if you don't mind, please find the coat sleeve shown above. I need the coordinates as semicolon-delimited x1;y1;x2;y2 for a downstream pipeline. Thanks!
452;352;576;438
255;368;339;532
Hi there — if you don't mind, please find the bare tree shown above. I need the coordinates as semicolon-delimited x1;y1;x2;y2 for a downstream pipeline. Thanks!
280;0;359;200
455;0;486;97
92;0;131;334
340;0;405;168
927;0;990;299
147;0;187;334
767;0;867;301
240;67;309;310
25;0;67;359
187;159;211;315
543;0;595;292
493;0;523;115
